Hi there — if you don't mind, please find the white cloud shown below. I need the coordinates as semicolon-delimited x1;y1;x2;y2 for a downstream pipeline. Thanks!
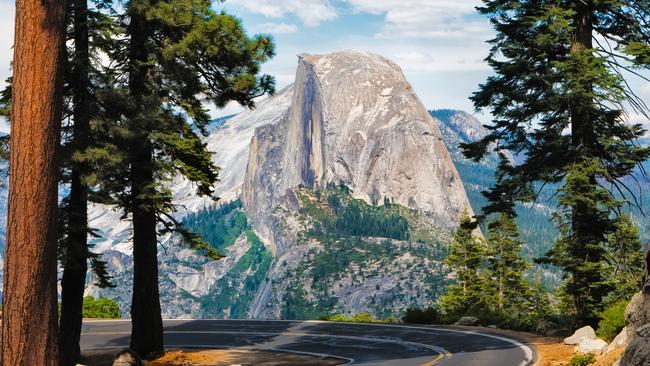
342;0;489;40
253;22;299;35
223;0;337;27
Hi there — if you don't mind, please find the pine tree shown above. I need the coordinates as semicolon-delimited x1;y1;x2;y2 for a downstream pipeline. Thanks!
93;1;275;357
604;214;644;304
58;1;119;364
439;211;488;316
2;0;68;364
463;1;650;327
485;213;530;313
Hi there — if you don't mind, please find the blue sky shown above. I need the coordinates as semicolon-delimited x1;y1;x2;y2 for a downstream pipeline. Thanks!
0;0;648;129
0;0;496;125
211;0;494;118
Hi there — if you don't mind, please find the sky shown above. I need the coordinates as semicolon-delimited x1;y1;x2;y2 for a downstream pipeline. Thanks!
0;0;648;129
0;0;495;126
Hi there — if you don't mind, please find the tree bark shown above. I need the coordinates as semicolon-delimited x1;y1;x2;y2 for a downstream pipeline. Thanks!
127;5;164;358
59;0;91;364
2;0;68;365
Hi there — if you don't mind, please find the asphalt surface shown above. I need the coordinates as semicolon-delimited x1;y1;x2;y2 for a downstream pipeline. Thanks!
80;319;535;366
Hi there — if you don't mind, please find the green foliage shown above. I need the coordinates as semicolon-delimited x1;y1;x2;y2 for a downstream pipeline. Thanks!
82;296;121;319
439;211;489;317
304;183;410;241
604;215;644;304
568;353;596;366
92;0;276;258
199;230;272;318
183;200;247;254
320;312;379;323
281;185;450;319
465;0;650;327
485;213;530;312
402;307;441;325
597;300;628;341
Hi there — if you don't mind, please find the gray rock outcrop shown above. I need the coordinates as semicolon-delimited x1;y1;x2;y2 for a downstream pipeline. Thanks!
455;316;480;326
621;243;650;366
564;326;598;345
575;338;608;355
604;327;630;354
242;50;475;253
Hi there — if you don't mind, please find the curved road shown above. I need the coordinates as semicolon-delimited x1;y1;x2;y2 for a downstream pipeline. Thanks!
81;319;535;366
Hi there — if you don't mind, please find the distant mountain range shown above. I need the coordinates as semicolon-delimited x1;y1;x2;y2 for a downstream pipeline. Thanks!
0;51;648;319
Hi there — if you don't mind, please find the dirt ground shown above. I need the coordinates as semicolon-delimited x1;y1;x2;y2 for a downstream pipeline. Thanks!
80;349;346;366
454;326;625;366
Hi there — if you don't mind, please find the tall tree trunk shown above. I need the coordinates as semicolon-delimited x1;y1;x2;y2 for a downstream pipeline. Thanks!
127;5;164;358
59;0;91;364
2;0;68;365
570;2;602;328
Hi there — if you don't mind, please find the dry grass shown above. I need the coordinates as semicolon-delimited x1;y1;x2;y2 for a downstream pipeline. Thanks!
150;349;345;366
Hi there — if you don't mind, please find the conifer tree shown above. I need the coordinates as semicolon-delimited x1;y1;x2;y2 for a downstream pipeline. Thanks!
485;213;530;312
604;214;644;303
58;1;120;364
464;0;650;327
94;1;275;357
439;211;488;316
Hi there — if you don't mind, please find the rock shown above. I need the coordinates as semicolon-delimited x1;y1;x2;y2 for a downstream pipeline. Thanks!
564;326;597;345
454;316;479;326
111;349;144;366
536;320;558;336
242;50;476;254
620;243;650;366
636;323;650;338
620;333;650;366
575;338;608;355
625;291;650;341
604;327;630;354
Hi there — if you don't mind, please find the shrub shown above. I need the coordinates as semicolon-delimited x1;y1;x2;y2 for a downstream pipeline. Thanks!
82;296;121;319
597;300;628;340
402;307;440;324
350;312;375;323
567;353;596;366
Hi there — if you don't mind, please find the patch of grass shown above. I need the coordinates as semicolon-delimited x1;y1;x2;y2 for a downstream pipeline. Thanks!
568;353;596;366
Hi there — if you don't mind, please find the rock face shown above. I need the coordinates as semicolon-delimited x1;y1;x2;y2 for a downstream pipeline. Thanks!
621;243;650;366
243;51;474;252
604;327;629;354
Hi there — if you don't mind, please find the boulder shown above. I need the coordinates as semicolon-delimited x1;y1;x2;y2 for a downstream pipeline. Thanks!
625;291;650;341
564;326;597;345
536;320;558;336
604;327;629;354
620;333;650;366
575;338;608;355
454;316;479;326
112;349;144;366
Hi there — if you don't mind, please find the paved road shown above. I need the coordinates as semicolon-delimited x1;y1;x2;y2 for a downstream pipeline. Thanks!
81;319;535;366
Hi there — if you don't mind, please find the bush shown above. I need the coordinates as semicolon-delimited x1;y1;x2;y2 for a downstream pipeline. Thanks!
567;353;596;366
402;307;440;324
82;296;121;319
350;312;375;323
320;312;391;323
597;300;628;340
